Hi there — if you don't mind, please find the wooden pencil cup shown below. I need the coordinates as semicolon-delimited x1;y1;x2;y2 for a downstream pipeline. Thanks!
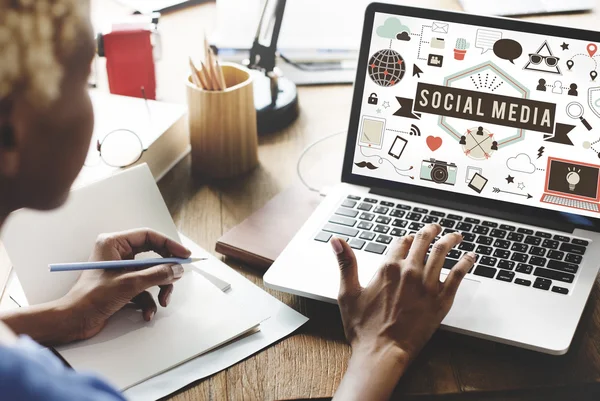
186;63;259;179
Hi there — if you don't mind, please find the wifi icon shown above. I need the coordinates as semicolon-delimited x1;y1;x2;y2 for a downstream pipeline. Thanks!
409;124;421;136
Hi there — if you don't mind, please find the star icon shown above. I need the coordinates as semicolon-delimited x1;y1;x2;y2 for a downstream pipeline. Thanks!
376;108;382;114
518;182;525;190
506;175;515;184
382;101;391;109
561;42;569;51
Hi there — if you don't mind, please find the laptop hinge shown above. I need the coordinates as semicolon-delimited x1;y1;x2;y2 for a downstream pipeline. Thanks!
370;187;576;233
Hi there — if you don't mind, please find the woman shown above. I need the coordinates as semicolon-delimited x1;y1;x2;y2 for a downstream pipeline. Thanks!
0;1;475;400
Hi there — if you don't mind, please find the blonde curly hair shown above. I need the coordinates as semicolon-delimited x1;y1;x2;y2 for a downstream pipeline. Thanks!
0;0;90;108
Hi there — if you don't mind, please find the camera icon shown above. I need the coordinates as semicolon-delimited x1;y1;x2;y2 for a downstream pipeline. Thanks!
420;159;458;186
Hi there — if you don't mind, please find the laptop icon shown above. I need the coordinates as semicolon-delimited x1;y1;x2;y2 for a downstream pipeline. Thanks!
541;157;600;213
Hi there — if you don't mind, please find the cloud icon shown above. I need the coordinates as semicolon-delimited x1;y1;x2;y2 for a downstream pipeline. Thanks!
396;31;411;42
376;17;411;40
506;153;536;174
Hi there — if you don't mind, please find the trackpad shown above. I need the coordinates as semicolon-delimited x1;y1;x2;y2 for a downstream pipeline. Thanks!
442;277;480;325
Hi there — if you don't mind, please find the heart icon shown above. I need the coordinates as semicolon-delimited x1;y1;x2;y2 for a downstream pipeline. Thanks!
426;136;443;151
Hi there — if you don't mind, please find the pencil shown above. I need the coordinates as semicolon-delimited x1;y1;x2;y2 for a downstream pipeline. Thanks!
188;57;203;88
49;257;207;272
203;34;222;91
215;58;227;90
200;61;215;91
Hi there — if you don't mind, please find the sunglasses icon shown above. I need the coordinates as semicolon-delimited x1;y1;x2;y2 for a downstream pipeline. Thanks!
528;53;560;67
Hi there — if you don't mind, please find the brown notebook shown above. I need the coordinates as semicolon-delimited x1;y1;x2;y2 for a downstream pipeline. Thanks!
215;185;322;270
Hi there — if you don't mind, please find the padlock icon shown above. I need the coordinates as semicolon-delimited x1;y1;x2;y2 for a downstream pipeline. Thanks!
368;93;378;105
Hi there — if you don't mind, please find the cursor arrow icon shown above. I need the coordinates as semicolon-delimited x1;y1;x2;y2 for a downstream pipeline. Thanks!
413;64;423;78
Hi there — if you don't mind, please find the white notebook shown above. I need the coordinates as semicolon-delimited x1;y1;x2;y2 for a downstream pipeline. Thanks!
1;164;267;390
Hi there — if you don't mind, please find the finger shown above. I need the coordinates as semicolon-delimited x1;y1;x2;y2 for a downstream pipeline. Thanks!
385;235;414;263
132;291;157;321
122;263;184;294
158;284;174;307
110;229;191;259
331;237;362;299
424;232;463;284
407;224;442;265
442;252;477;300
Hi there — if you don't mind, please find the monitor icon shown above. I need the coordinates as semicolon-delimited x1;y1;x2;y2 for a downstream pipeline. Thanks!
358;116;386;149
541;157;600;213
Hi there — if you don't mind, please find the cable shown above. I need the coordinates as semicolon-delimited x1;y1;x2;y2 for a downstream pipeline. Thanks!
297;130;346;194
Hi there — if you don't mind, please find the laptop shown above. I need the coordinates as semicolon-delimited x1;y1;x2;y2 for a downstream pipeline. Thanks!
264;3;600;355
459;0;594;17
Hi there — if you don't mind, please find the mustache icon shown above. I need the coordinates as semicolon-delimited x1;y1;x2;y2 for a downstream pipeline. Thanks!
354;161;379;170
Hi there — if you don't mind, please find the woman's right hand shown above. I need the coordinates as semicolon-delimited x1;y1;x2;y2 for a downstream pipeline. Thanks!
331;224;476;401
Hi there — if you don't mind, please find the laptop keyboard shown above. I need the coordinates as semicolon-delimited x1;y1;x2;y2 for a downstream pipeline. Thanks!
314;195;591;296
542;194;600;212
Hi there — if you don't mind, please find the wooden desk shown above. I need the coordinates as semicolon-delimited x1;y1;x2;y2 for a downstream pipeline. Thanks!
94;1;600;400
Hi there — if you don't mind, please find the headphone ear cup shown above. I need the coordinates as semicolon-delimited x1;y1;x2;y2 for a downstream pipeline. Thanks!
0;125;15;148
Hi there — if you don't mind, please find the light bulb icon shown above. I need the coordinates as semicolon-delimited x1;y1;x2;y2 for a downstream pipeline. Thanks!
566;167;581;191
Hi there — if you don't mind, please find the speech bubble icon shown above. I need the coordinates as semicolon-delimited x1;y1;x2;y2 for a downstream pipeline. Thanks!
493;38;523;64
475;29;502;54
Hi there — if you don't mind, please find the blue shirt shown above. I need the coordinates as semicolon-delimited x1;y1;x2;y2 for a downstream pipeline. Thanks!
0;336;125;401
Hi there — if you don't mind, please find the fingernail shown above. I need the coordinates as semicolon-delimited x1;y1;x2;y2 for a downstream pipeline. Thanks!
165;291;172;306
149;310;155;321
171;264;184;279
330;238;344;255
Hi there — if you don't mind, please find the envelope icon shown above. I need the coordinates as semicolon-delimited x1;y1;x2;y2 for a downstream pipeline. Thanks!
432;22;449;34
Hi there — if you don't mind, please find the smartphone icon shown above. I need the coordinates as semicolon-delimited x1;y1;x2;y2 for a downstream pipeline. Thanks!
388;136;408;159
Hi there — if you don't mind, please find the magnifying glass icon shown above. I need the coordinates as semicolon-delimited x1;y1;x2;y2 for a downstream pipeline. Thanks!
566;102;593;131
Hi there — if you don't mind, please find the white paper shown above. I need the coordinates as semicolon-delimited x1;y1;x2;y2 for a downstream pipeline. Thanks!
123;234;309;401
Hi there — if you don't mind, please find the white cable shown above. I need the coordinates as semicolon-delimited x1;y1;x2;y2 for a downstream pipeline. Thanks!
296;130;346;194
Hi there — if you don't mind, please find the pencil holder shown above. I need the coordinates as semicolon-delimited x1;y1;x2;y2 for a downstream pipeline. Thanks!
186;63;259;179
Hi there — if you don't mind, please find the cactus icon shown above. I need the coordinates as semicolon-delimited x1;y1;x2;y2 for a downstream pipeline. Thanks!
454;38;470;60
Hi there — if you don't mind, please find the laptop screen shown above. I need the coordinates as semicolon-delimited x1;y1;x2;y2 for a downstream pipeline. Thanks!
350;9;600;219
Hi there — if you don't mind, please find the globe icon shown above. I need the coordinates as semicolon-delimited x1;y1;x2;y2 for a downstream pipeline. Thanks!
368;49;406;87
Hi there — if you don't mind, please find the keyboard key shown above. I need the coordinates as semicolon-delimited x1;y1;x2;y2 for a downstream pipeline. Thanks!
364;198;378;204
357;203;373;211
559;243;587;256
490;229;507;239
357;222;373;230
422;215;439;224
511;243;528;253
409;222;425;231
516;263;533;274
395;204;411;210
458;242;476;251
456;222;473;231
511;252;528;262
529;256;547;267
462;233;476;242
341;199;357;208
447;214;463;221
476;245;493;255
314;231;332;242
359;213;375;221
572;239;589;246
542;239;559;249
430;211;445;217
406;213;422;221
552;286;569;295
441;230;457;237
494;239;510;249
474;265;497;278
498;260;515;270
349;239;366;250
365;242;386;254
500;224;516;231
374;206;390;215
465;217;481;224
476;236;493;245
323;224;359;237
347;195;361;200
529;247;546;257
440;219;456;228
448;249;462;259
507;232;524;242
565;253;582;264
493;249;510;259
390;209;405;218
376;235;393;245
414;207;428;214
332;235;349;242
374;225;390;234
534;268;574;283
480;256;497;267
443;259;459;269
517;228;534;235
524;236;542;246
380;201;395;207
535;231;552;239
482;221;498;228
392;219;408;228
390;228;406;237
533;278;552;291
515;278;532;287
473;226;489;235
336;207;358;218
547;260;579;274
329;215;357;227
554;235;570;242
359;231;376;241
547;250;564;261
496;270;515;282
376;216;391;225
